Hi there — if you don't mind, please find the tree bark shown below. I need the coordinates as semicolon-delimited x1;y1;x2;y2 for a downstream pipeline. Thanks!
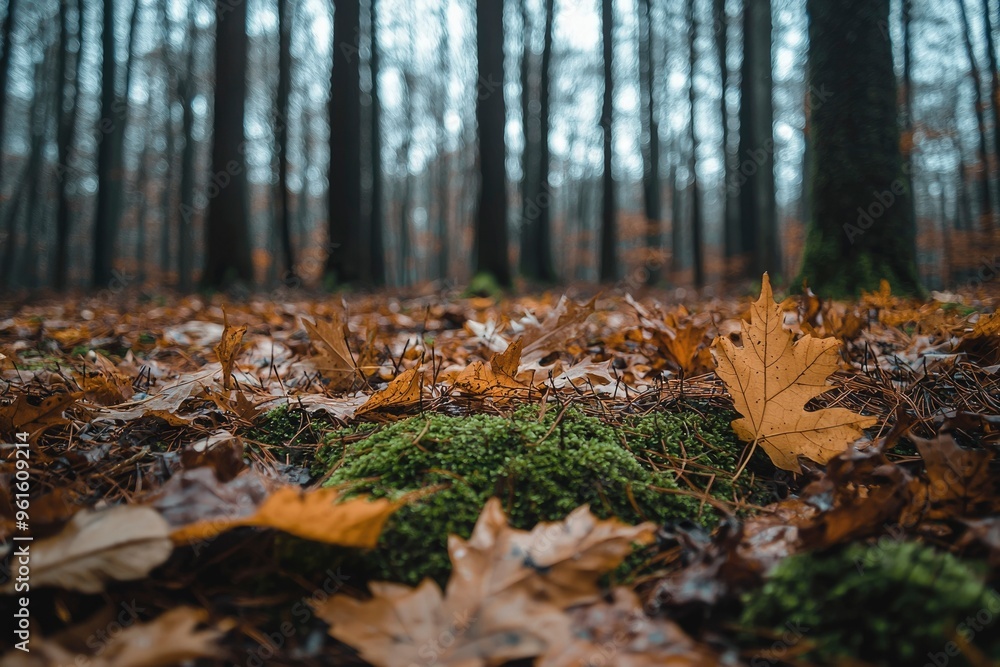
957;0;993;231
326;0;365;284
54;0;81;290
178;9;197;291
737;0;779;278
799;0;921;295
639;0;661;285
688;0;703;287
93;0;119;288
276;0;296;279
202;0;254;287
369;0;385;285
599;0;617;282
717;0;738;267
474;0;511;285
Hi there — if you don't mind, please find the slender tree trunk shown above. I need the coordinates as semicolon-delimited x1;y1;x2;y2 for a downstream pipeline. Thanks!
519;0;538;277
981;0;1000;225
435;0;450;282
157;0;174;279
93;0;119;287
688;0;704;287
203;0;254;287
134;131;151;284
639;0;661;285
276;0;296;279
958;0;993;231
535;0;554;280
327;0;365;284
717;0;738;266
54;0;82;290
369;0;385;285
398;72;413;286
474;0;511;285
670;159;682;274
178;12;197;291
800;0;921;294
737;0;779;278
599;0;617;282
0;0;15;182
901;0;917;242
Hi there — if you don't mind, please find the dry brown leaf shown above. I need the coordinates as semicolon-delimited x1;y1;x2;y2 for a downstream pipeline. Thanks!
94;367;217;422
538;588;715;667
0;606;223;667
0;505;173;594
313;498;651;667
913;434;999;518
653;318;713;377
0;392;82;440
356;366;422;415
521;295;597;363
304;313;359;389
446;498;656;610
713;273;877;472
455;338;526;397
169;484;402;548
214;308;247;390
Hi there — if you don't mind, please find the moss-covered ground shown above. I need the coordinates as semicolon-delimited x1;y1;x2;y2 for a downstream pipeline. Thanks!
290;404;767;584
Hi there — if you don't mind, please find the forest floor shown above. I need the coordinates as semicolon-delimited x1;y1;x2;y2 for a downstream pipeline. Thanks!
1;278;1000;666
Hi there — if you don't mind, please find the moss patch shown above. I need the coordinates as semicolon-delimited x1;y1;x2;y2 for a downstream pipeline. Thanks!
311;405;756;584
740;540;1000;665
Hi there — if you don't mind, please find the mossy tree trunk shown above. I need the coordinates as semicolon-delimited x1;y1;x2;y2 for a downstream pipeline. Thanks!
799;0;921;296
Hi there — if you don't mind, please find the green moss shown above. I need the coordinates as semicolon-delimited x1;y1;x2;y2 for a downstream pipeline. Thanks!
242;405;332;464
620;408;770;509
741;540;1000;665
311;406;755;585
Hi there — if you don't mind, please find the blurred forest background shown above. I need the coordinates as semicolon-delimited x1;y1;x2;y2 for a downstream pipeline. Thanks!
0;0;996;294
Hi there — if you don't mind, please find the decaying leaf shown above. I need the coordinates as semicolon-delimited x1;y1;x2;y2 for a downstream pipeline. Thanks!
356;366;422;415
712;274;877;472
313;498;657;667
0;505;173;594
304;313;360;389
169;482;403;548
214;308;247;390
0;606;223;667
454;337;527;398
0;392;82;440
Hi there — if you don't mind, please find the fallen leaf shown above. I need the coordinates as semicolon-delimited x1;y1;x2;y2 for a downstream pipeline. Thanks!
304;313;359;390
214;308;247;390
0;392;82;440
169;483;402;548
0;606;223;667
356;366;422;415
454;338;526;398
712;273;877;472
0;505;173;594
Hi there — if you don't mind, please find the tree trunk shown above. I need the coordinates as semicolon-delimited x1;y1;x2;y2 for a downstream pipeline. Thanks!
535;0;554;280
434;0;450;282
369;0;385;285
474;0;511;285
398;72;413;286
326;0;365;284
0;0;16;205
178;10;197;291
737;0;779;278
800;0;921;295
901;0;917;243
599;0;617;282
981;0;1000;225
639;0;661;285
688;0;703;287
957;0;993;232
158;0;175;280
54;0;81;290
93;0;119;288
202;0;254;287
670;159;682;274
276;0;296;279
717;0;738;267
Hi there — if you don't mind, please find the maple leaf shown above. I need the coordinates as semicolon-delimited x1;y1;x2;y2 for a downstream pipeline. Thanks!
0;391;82;440
313;498;655;667
213;307;247;390
0;505;173;594
712;274;877;472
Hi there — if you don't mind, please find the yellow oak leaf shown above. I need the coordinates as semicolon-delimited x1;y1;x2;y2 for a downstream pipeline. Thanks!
356;367;423;416
712;274;877;473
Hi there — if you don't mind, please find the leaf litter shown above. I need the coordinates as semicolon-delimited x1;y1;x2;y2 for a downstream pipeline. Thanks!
0;280;999;665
